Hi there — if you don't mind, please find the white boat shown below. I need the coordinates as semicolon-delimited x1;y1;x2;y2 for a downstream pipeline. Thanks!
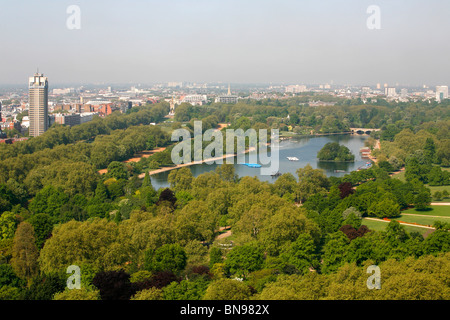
287;157;299;161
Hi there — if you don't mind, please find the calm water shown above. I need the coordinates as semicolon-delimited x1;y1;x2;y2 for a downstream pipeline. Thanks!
150;134;370;190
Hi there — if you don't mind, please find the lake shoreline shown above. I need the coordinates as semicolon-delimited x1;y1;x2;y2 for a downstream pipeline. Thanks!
139;147;256;178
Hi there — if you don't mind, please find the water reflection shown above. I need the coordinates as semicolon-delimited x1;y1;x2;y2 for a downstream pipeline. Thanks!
150;134;369;190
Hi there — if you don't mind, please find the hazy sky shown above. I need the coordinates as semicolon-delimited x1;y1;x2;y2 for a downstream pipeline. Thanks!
1;0;449;86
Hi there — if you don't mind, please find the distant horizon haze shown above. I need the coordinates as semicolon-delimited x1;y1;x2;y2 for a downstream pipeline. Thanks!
1;0;449;86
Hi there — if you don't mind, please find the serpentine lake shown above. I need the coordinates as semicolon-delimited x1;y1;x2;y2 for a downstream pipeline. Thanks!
150;134;370;190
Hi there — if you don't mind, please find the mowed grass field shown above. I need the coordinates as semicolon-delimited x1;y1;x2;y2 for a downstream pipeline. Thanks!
391;167;450;202
362;205;450;236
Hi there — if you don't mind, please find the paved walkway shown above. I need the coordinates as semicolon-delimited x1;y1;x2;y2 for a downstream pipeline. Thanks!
401;213;450;219
364;217;435;229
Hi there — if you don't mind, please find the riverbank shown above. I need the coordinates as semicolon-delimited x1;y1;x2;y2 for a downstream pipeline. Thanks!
98;123;230;175
98;147;167;175
138;147;256;178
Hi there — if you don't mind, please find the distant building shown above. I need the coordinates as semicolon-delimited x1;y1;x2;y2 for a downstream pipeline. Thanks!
52;88;74;95
436;85;448;102
285;85;307;93
98;104;112;116
28;72;49;137
215;84;238;104
167;82;183;88
80;112;98;124
385;87;396;97
85;100;112;106
215;95;238;104
120;101;132;113
182;94;208;106
54;113;81;127
400;88;408;98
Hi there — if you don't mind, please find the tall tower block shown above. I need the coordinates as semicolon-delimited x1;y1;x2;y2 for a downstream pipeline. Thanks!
28;73;49;137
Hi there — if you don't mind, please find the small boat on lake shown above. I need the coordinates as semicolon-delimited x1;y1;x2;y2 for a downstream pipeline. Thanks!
243;163;262;168
287;157;299;161
271;171;282;177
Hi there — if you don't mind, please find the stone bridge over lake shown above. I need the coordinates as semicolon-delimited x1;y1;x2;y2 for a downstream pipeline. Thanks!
350;128;381;135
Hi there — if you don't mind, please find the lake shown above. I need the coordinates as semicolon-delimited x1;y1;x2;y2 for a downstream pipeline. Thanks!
150;134;370;190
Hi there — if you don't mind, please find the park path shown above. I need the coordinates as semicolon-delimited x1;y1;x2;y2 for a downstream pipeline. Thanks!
401;213;450;219
215;226;232;240
364;217;435;230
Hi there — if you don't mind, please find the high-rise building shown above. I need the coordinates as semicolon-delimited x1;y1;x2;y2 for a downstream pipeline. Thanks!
385;87;396;97
28;73;49;137
436;85;448;102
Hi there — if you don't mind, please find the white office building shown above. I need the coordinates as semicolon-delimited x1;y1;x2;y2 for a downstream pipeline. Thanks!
436;86;448;102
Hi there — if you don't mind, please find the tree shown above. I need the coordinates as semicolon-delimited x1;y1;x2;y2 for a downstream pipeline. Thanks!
168;167;193;193
367;198;400;218
342;207;362;229
317;142;354;162
131;287;164;300
10;222;39;281
296;164;330;203
53;288;100;300
142;171;152;188
38;219;126;273
156;188;177;208
378;160;394;173
27;213;54;248
203;278;252;300
0;264;24;288
385;220;409;245
338;182;355;199
423;137;436;164
433;191;443;201
174;200;218;245
273;173;297;198
414;190;432;211
92;270;135;300
0;211;19;240
25;273;66;300
162;277;210;300
224;245;264;276
259;206;317;256
339;225;360;241
280;233;317;274
28;185;69;218
321;231;349;274
209;247;223;268
422;230;450;255
144;243;187;274
215;164;238;183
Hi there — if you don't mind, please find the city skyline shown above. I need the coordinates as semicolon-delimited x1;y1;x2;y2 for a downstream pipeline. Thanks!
1;0;450;86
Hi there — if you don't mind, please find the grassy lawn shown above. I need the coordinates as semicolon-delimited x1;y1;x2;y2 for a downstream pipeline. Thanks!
391;170;406;182
391;168;450;202
362;205;449;235
402;205;450;217
391;215;449;227
362;218;431;236
427;185;450;202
